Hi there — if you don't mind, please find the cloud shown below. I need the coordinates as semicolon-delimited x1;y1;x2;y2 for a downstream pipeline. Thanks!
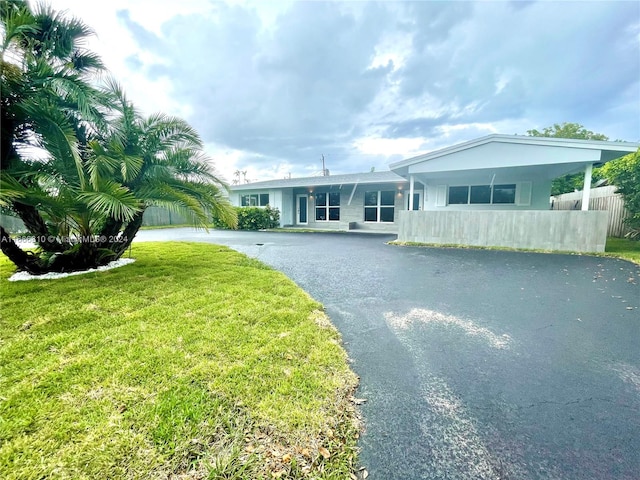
50;0;640;180
121;1;395;175
386;1;639;140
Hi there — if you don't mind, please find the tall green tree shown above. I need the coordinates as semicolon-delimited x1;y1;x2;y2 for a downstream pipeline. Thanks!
599;148;640;238
1;0;236;274
527;122;609;195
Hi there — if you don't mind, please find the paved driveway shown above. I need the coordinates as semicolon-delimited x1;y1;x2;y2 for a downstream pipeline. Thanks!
136;229;640;479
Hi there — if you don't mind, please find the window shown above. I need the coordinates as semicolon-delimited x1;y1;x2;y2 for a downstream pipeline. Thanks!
470;185;491;204
492;184;516;204
241;193;270;207
364;191;395;222
447;184;517;205
448;186;469;204
315;191;340;221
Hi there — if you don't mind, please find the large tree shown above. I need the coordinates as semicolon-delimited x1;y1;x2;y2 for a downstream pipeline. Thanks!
1;0;236;274
526;122;609;195
599;148;640;238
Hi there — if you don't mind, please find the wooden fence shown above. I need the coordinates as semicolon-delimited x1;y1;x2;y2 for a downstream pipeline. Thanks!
551;186;630;237
0;207;188;233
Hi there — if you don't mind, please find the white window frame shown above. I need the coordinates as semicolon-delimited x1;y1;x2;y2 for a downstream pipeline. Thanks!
447;183;518;205
364;190;395;223
314;191;340;221
241;193;270;207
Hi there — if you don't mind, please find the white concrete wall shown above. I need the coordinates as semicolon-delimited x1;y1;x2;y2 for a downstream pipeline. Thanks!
280;189;293;226
397;210;609;253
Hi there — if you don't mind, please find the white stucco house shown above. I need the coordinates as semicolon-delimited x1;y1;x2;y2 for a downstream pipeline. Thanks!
229;134;639;252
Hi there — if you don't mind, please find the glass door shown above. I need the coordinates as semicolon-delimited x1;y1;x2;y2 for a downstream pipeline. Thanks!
296;194;308;224
407;192;422;211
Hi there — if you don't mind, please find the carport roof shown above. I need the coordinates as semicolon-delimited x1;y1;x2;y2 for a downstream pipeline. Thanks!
231;170;407;191
389;134;639;174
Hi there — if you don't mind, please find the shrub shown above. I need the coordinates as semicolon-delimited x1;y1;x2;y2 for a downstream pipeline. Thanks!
600;148;640;239
213;206;280;230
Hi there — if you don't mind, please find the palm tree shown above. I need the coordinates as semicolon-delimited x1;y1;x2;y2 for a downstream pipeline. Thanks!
88;80;237;258
1;1;236;274
1;0;110;260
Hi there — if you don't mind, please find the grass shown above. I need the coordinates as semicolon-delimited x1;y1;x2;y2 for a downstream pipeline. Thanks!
390;237;640;265
139;224;194;230
0;242;360;479
604;237;640;264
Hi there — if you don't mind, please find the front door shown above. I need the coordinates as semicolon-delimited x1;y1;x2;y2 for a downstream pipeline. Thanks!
296;194;308;225
407;191;422;211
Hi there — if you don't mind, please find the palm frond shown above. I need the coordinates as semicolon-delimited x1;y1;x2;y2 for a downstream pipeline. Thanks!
21;94;85;188
0;173;28;206
0;1;38;55
78;180;141;222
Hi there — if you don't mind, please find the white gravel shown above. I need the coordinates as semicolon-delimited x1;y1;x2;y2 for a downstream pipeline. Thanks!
8;258;136;282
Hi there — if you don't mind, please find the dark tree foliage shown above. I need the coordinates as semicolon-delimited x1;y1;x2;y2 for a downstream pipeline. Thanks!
527;122;609;196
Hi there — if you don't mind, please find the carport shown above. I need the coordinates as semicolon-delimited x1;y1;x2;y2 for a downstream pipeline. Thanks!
390;135;639;252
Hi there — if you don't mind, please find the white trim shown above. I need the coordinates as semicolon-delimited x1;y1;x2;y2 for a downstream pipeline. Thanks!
409;175;415;211
581;164;593;211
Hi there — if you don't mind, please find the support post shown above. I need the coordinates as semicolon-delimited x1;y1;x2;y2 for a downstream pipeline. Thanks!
409;175;415;211
581;163;593;211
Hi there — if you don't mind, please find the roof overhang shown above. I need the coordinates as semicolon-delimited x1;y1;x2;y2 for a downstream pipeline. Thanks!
231;172;407;191
390;134;639;178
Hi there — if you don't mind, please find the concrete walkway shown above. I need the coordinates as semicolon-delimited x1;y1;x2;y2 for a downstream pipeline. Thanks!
136;229;640;479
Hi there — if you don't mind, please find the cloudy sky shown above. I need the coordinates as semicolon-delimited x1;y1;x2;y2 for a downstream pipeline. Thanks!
48;0;639;183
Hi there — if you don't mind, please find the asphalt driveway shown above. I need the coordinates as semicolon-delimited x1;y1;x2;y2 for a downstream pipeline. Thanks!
136;229;640;479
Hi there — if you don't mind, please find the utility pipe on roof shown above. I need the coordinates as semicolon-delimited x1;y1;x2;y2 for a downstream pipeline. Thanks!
581;163;593;211
348;182;358;206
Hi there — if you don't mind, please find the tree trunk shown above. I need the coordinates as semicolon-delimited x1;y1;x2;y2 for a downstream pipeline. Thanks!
111;209;145;257
12;202;66;252
98;217;123;246
0;226;47;274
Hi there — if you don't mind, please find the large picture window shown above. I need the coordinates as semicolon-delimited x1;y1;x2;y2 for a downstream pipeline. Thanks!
364;191;395;222
241;193;270;207
447;184;516;205
315;192;340;221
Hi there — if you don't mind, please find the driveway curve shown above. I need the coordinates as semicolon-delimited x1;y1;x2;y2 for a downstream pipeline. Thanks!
136;229;640;479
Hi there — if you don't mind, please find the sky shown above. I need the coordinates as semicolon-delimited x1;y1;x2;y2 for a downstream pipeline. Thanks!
47;0;640;184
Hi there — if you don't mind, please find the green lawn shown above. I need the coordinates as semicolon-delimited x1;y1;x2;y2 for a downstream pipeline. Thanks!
0;243;360;479
605;237;640;264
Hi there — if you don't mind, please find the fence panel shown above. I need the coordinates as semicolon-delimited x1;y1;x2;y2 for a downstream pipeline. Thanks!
142;207;188;226
551;188;630;237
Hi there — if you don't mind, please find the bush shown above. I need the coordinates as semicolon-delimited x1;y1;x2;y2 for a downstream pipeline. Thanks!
213;206;280;230
600;148;640;239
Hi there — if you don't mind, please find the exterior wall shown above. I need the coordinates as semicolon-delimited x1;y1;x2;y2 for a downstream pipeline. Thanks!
231;189;289;227
397;210;609;253
297;183;403;231
280;188;293;226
